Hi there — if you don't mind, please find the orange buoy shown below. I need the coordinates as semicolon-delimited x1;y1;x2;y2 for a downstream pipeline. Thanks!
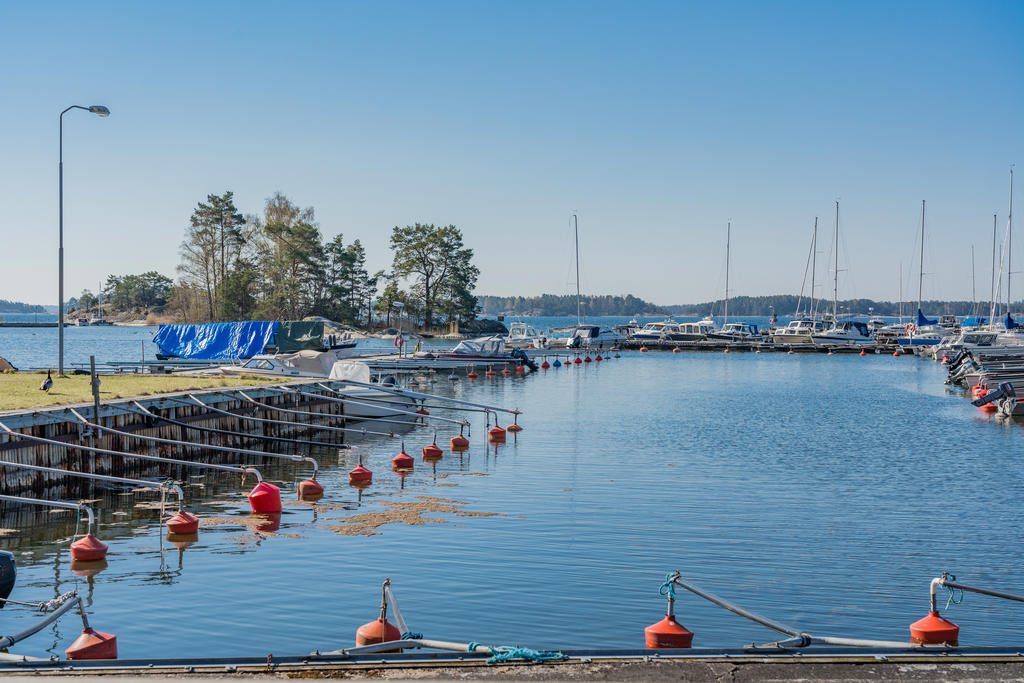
467;369;479;378
70;534;108;562
248;481;282;513
515;364;526;374
859;350;866;356
349;464;373;485
644;615;693;649
451;433;470;451
501;367;512;375
298;478;325;500
982;403;998;413
488;425;506;442
166;510;199;535
422;442;444;459
507;418;523;433
66;628;118;660
640;346;649;353
392;447;414;471
672;347;681;353
909;611;959;645
356;617;401;648
971;384;986;399
893;350;901;357
485;368;496;377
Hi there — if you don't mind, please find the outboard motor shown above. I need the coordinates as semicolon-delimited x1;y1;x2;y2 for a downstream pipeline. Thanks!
0;550;16;608
971;382;1017;407
510;348;538;372
567;335;583;349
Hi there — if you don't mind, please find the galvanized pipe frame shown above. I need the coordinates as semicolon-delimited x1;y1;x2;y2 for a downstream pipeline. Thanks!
236;391;420;430
668;572;919;650
0;593;88;651
269;386;470;429
187;394;400;440
0;459;185;512
131;401;343;450
931;575;1024;612
312;380;523;417
0;495;96;535
0;428;263;483
67;408;320;481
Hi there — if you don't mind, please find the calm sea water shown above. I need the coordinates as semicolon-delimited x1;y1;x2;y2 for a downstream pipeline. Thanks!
1;320;1023;659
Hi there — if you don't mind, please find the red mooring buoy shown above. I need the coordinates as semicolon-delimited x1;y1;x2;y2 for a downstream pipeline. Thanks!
451;434;470;451
166;510;200;535
644;615;694;649
66;628;118;660
909;611;960;646
541;360;550;369
515;364;526;374
486;368;496;377
501;367;512;375
672;347;681;353
584;355;592;363
422;442;444;459
349;464;373;485
356;618;402;648
392;448;414;471
640;346;649;353
488;425;507;442
467;369;479;378
298;478;325;499
70;534;108;562
595;354;603;361
859;350;866;356
507;422;523;433
248;481;283;513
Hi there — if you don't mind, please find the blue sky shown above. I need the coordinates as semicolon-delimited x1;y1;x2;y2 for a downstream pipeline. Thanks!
1;1;1021;307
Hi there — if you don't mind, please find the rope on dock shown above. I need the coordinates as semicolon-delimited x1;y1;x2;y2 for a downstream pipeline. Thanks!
467;642;567;664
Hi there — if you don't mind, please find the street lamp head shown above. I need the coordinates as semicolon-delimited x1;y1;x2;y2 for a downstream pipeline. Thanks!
88;105;110;117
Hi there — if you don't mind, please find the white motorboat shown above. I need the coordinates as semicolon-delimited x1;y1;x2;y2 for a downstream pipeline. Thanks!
707;322;762;342
563;324;627;350
504;322;548;349
771;319;827;344
631;321;678;341
811;321;874;345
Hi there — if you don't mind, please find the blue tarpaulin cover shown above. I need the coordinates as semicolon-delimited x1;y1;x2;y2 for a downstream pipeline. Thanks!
1007;313;1019;330
917;309;938;327
153;321;279;360
963;316;987;327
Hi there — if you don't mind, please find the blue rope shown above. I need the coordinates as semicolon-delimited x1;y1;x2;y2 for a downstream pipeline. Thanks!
401;631;423;640
659;573;677;599
486;646;567;664
467;641;481;651
942;572;964;610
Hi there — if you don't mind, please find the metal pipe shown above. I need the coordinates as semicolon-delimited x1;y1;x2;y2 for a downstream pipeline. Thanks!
133;400;341;449
0;459;185;510
188;394;397;439
313;381;522;416
239;391;419;428
0;495;94;534
939;577;1024;605
324;639;499;656
0;595;83;650
670;572;800;636
271;387;468;428
0;425;261;482
67;408;318;480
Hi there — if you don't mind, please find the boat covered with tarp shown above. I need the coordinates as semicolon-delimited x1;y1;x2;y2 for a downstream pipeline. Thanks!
154;321;279;360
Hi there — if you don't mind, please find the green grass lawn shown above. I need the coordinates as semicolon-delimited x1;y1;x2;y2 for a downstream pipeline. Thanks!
0;371;283;411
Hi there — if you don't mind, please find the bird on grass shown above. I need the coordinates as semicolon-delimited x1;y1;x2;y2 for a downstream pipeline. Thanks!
39;369;53;392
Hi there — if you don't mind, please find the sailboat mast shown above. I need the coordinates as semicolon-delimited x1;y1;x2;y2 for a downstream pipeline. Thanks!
811;217;818;318
573;213;581;325
832;201;839;322
1008;167;1014;316
918;200;925;312
899;263;903;324
991;213;998;325
971;244;976;306
724;221;730;326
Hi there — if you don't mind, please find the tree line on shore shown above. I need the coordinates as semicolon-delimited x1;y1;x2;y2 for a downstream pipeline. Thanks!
665;295;1012;317
68;191;480;329
478;293;665;317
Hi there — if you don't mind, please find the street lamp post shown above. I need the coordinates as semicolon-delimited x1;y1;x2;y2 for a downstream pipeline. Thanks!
59;104;110;375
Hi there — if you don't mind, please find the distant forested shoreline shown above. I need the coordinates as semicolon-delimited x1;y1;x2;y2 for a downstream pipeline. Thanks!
0;299;47;313
478;294;666;316
480;293;1014;317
